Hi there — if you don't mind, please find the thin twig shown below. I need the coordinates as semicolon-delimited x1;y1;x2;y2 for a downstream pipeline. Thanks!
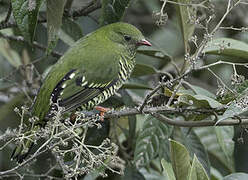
71;0;101;18
207;68;235;94
138;83;164;112
107;105;225;117
152;113;248;127
191;0;241;71
167;0;209;8
197;61;248;70
166;79;182;106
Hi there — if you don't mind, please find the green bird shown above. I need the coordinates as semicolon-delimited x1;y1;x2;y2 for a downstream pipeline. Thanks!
11;22;151;163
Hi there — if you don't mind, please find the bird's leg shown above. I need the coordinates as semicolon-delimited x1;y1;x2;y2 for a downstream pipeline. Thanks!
95;106;110;121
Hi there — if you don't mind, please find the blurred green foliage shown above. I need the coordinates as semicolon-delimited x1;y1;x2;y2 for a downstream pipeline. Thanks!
1;0;248;179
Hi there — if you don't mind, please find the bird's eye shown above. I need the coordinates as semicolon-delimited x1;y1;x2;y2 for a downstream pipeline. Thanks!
124;35;131;41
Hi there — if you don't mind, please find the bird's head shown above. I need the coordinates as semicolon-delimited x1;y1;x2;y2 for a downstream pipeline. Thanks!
104;22;151;54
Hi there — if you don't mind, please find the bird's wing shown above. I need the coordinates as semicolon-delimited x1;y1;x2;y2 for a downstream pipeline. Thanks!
49;67;119;114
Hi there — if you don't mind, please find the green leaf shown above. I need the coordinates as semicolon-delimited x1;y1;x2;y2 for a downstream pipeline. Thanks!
223;173;248;180
60;18;83;46
204;38;248;59
100;0;131;26
236;80;248;93
131;63;157;77
159;136;171;162
210;167;224;180
122;83;152;90
178;94;223;109
177;92;222;121
170;139;191;180
187;84;216;99
173;128;210;176
0;47;19;90
0;94;26;123
137;48;172;63
194;127;235;173
217;80;248;105
134;115;173;167
161;159;176;180
11;0;43;42
185;129;210;176
137;46;172;69
188;155;209;180
139;168;168;180
0;39;22;68
46;0;66;54
174;0;195;53
123;78;152;90
215;127;234;166
217;90;248;124
216;104;243;123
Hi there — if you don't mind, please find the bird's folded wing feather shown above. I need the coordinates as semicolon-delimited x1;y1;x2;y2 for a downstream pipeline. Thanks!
49;69;118;113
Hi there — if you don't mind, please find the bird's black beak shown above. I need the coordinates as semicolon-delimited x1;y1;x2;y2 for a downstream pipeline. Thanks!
138;39;152;46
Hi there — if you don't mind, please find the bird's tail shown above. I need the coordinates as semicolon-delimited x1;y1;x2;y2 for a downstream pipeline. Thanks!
11;125;39;163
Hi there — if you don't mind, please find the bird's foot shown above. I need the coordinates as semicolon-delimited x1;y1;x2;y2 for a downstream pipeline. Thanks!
95;106;110;121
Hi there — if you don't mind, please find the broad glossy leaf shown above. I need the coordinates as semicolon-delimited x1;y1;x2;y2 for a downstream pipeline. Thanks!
139;168;167;180
223;173;248;180
60;18;83;46
194;127;235;173
178;94;222;109
137;48;172;63
100;0;131;26
204;38;248;59
0;52;18;90
134;115;173;167
131;63;157;77
11;0;43;42
173;127;210;176
174;0;195;52
0;39;22;68
186;129;210;176
122;83;152;90
149;27;183;57
0;94;26;130
187;84;216;99
161;159;176;180
188;155;209;180
216;90;248;124
46;0;66;54
170;139;191;180
123;78;152;90
215;127;234;167
210;167;224;180
177;90;222;121
159;136;171;162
